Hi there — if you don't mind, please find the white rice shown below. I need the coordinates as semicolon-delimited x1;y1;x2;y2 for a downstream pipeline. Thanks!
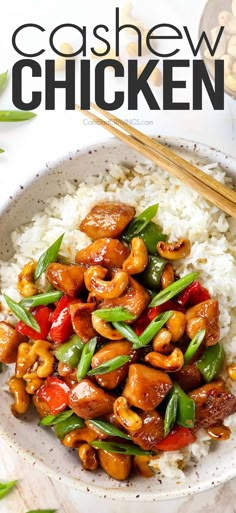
0;161;236;480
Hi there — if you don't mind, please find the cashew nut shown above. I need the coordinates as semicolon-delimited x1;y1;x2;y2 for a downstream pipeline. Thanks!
207;425;231;441
227;364;236;381
233;0;236;17
152;328;173;354
85;267;129;299
17;260;38;298
145;348;184;372
161;263;175;289
218;12;236;34
166;311;186;342
78;443;98;470
204;26;227;60
134;455;154;478
23;372;44;394
31;340;55;378
114;396;142;431
92;314;124;340
224;73;236;92
221;54;234;75
16;342;36;378
228;35;236;57
123;237;148;274
62;427;98;447
157;239;191;260
84;265;107;291
8;376;30;415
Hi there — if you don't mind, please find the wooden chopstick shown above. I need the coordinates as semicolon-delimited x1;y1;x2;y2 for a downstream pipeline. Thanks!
76;105;236;218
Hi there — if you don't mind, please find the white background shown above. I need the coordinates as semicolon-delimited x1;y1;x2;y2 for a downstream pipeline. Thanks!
0;1;236;512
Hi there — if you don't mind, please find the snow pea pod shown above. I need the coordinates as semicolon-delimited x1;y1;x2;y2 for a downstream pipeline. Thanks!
196;343;225;383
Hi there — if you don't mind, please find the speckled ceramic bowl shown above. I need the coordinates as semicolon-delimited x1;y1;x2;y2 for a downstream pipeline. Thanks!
0;137;236;502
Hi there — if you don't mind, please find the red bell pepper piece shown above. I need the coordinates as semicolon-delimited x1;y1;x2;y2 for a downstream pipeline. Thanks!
49;295;74;344
155;425;196;451
37;376;70;415
148;300;185;322
16;305;52;340
178;281;211;308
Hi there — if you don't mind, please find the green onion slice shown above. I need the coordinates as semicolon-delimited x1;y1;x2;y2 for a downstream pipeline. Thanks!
87;355;130;376
90;440;155;456
20;290;63;308
76;337;97;381
0;480;17;499
112;321;141;346
88;419;131;440
0;71;8;92
92;307;135;322
184;329;206;366
4;295;40;332
0;110;37;122
135;311;173;349
149;272;199;307
164;391;178;437
34;234;64;281
25;510;57;513
122;204;159;242
39;410;74;426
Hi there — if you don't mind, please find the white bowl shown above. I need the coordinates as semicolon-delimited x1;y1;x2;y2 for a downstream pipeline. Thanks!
0;137;236;502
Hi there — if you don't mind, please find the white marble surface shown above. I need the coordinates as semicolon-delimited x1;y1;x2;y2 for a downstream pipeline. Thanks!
1;0;236;511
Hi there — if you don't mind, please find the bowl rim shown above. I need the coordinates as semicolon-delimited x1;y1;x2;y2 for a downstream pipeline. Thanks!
0;135;236;502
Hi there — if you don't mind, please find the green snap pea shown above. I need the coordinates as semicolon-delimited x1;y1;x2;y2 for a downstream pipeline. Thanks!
54;335;84;368
54;414;85;439
138;221;167;254
196;343;225;383
174;383;195;429
138;255;167;290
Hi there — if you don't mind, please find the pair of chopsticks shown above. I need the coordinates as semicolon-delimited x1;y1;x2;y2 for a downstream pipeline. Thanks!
76;104;236;218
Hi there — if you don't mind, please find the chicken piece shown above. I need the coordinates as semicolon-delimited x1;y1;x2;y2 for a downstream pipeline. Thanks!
189;381;236;428
46;263;86;297
173;364;203;392
98;450;132;480
91;341;137;390
0;321;25;364
101;277;150;321
69;301;97;343
186;300;220;346
69;379;115;419
122;364;172;411
80;201;135;239
129;410;164;450
75;238;129;270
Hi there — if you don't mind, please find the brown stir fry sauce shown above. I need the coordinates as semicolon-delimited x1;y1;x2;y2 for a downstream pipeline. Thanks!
1;200;236;482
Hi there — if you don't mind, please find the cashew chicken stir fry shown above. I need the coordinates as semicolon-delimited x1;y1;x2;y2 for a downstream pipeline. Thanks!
1;201;236;481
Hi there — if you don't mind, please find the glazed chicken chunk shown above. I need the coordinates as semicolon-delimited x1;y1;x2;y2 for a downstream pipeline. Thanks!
79;201;135;239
